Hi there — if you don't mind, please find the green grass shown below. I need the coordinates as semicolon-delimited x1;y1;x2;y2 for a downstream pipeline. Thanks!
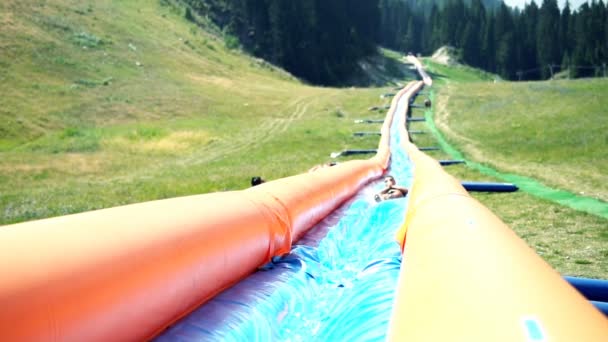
415;59;608;278
434;79;608;202
423;59;497;85
0;0;407;225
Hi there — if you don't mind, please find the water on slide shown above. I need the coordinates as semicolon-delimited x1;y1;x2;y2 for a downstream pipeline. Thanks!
156;91;416;341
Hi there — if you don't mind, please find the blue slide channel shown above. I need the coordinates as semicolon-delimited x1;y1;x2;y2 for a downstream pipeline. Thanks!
156;93;415;341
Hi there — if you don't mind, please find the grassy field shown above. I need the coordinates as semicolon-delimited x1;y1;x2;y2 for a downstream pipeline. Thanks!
0;0;414;224
413;59;608;278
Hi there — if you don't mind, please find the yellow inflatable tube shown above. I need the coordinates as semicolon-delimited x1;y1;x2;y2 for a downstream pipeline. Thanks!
390;77;607;339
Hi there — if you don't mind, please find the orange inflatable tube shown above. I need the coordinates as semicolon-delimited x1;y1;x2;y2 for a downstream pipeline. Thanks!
0;81;418;341
389;59;608;340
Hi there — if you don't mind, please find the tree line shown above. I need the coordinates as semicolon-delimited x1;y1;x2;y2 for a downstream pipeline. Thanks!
182;0;607;83
380;0;608;80
182;0;380;85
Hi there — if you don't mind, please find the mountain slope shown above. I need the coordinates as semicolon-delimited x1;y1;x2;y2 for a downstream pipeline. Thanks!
0;0;298;144
0;0;414;224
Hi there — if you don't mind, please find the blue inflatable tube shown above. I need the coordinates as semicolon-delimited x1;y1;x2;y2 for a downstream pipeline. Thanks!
439;160;465;166
337;149;378;156
406;117;425;122
565;276;608;302
590;301;608;316
461;181;519;193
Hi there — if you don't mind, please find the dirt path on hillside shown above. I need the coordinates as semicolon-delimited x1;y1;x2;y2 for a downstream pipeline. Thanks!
433;85;489;163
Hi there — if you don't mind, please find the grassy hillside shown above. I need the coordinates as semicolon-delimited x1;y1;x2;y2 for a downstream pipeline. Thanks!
434;79;608;202
0;0;414;224
410;59;608;278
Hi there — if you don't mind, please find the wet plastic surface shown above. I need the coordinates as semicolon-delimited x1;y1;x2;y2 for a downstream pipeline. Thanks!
156;95;413;341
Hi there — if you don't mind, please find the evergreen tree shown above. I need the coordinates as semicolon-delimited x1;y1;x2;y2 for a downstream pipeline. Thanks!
428;4;442;52
403;16;417;52
520;1;540;79
439;0;467;46
494;2;516;78
460;22;478;66
571;3;592;77
606;5;608;71
537;0;561;78
461;0;486;68
185;0;381;85
482;12;496;72
378;0;392;48
187;0;608;83
560;1;572;58
591;0;607;73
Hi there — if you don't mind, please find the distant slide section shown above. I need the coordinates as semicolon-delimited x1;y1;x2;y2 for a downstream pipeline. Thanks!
407;55;432;86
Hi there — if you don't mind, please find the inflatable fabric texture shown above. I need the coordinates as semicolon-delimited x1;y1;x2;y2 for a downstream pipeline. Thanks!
0;82;418;341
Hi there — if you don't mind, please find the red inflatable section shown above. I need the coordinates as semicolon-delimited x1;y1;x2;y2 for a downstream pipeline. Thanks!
0;82;418;341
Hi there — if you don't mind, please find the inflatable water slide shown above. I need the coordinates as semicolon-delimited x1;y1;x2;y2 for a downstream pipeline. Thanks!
0;58;606;341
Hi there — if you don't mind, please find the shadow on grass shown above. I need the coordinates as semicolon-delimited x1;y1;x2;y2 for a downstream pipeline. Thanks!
425;69;448;81
342;52;419;88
